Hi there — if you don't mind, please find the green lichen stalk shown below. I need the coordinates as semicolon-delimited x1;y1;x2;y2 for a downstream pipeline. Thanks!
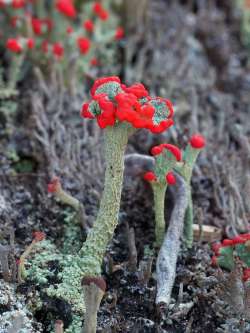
78;123;131;275
144;144;182;248
46;124;132;315
152;184;167;248
8;53;25;90
175;135;205;248
183;187;193;248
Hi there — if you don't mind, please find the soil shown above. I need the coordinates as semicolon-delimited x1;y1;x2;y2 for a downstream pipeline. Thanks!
1;0;250;332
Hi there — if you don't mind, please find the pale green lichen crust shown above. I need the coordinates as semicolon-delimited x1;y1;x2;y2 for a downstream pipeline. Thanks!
0;280;42;332
25;207;86;314
64;315;83;333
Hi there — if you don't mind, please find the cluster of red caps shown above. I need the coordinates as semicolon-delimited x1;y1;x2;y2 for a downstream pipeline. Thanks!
211;233;250;281
144;144;181;185
81;76;174;132
143;134;205;185
5;0;124;61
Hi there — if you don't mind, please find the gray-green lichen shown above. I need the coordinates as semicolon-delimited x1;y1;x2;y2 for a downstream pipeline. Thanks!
0;280;42;333
150;98;171;125
64;315;83;333
26;240;63;285
25;209;86;318
95;81;122;99
62;209;83;254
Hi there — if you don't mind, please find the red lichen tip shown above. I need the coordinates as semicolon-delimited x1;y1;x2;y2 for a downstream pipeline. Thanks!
27;38;35;49
56;0;76;18
48;177;61;193
115;27;124;40
151;146;163;156
66;26;74;34
90;57;98;66
211;242;222;255
92;2;103;15
222;239;234;246
82;276;106;292
6;38;22;53
84;19;94;32
143;171;157;182
77;37;91;55
211;255;217;267
166;172;176;185
33;231;46;242
189;134;206;149
125;83;148;98
12;0;25;9
238;233;250;241
98;9;109;21
243;268;250;282
161;144;182;161
244;0;250;9
52;42;64;59
231;236;246;245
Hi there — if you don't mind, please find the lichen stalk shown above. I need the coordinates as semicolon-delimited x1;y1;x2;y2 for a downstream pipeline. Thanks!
18;240;37;283
144;145;181;248
152;183;167;248
56;188;80;211
8;53;25;90
78;123;131;276
55;320;64;333
183;185;193;248
82;283;105;333
176;144;202;248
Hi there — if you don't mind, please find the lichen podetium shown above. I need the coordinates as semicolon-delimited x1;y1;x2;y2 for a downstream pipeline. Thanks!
176;135;206;248
78;122;132;275
46;76;175;318
144;144;182;248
